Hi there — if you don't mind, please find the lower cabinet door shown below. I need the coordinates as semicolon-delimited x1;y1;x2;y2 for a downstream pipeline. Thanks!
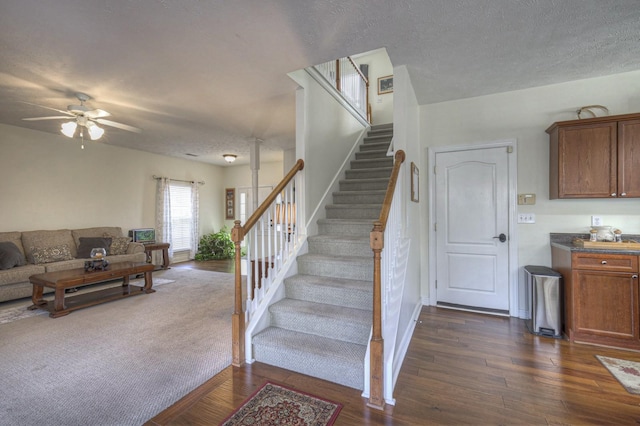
573;270;639;343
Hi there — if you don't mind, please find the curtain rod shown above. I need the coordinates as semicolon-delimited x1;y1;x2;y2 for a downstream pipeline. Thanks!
152;175;205;185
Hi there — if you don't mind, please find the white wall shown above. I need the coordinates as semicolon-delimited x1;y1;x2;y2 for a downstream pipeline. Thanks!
354;48;394;125
420;69;640;312
392;65;422;348
289;69;368;232
0;124;224;236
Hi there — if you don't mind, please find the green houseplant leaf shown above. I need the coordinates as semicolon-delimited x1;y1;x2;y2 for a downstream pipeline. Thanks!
195;227;235;260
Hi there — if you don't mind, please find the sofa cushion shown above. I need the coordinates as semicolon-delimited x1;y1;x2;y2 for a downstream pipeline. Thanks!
72;227;123;249
105;235;131;256
0;264;46;286
77;237;112;258
31;244;74;264
0;242;27;270
22;229;76;263
0;232;25;258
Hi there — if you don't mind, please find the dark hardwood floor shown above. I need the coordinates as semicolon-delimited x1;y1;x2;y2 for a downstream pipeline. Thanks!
149;261;640;425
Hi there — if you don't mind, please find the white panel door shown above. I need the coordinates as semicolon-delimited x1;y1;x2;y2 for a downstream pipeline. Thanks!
435;147;510;311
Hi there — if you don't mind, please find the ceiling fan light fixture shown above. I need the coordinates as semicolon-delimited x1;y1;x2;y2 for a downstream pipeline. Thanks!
88;123;104;140
60;121;77;138
223;154;237;163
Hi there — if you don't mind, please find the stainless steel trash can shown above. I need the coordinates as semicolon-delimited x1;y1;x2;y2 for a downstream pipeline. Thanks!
525;265;563;338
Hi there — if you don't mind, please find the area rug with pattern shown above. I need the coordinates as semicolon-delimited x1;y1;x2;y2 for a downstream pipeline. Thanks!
597;355;640;394
220;381;342;426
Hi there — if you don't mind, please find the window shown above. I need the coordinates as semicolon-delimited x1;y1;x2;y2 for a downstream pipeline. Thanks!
169;182;194;252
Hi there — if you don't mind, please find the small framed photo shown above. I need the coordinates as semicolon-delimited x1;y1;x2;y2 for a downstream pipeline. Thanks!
411;162;419;203
378;75;393;95
225;188;235;219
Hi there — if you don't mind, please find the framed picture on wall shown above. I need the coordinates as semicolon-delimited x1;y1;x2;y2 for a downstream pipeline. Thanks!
378;75;393;95
225;188;235;219
411;162;419;202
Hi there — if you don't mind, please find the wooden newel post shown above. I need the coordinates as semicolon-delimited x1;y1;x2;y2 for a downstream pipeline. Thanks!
231;219;245;367
368;221;385;409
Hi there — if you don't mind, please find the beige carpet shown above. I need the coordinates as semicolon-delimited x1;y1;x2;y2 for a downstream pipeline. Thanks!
0;268;234;425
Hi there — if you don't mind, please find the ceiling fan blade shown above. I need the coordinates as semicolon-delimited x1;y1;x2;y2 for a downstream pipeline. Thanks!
19;101;74;116
95;118;141;133
84;109;111;119
22;116;72;121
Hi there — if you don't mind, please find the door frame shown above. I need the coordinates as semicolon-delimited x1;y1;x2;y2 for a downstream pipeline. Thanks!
427;139;520;317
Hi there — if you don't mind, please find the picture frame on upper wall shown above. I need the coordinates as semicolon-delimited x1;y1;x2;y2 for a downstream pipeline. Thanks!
378;75;393;95
225;188;235;219
411;162;419;202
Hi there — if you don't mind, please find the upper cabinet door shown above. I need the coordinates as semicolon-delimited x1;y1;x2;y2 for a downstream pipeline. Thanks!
618;119;640;198
554;122;617;198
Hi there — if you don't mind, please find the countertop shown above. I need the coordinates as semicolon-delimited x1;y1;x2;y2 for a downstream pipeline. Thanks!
550;233;640;255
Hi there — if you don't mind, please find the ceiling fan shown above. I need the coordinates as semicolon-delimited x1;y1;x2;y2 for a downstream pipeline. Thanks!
22;92;141;146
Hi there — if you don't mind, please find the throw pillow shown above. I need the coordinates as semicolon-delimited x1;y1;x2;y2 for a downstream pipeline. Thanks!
31;244;73;264
77;237;112;258
106;236;131;256
0;241;27;270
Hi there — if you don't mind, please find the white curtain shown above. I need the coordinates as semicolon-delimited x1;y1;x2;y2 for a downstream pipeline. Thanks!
155;177;173;264
190;180;200;259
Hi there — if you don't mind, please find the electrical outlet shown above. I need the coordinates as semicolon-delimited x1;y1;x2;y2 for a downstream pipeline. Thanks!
518;213;536;224
592;216;602;226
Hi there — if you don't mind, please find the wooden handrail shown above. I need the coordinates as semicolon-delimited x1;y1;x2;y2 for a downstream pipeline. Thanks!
368;149;405;409
230;158;305;367
347;56;368;84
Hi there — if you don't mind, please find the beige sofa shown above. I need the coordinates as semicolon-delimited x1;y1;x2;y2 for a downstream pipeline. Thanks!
0;226;147;303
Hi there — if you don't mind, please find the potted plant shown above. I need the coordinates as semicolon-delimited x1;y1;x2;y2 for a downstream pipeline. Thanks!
195;227;235;260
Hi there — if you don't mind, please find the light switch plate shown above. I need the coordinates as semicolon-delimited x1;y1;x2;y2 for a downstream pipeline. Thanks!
592;216;602;226
518;213;536;224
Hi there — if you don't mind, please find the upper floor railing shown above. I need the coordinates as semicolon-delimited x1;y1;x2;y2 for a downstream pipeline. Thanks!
314;57;370;122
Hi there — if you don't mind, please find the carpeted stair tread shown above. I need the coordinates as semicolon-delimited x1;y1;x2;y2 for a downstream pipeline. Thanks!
339;177;390;191
325;203;382;220
350;158;394;169
284;274;372;310
252;327;366;389
345;167;392;179
297;253;373;281
269;298;371;344
332;190;386;205
308;234;370;256
317;218;376;237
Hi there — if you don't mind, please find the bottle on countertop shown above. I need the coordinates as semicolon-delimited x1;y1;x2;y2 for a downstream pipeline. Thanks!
590;229;598;242
614;229;623;243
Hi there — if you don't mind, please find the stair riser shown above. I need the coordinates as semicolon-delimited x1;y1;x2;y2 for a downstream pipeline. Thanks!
326;206;380;219
350;158;394;169
317;221;373;237
308;238;371;257
355;150;390;160
333;192;385;204
285;279;372;310
359;142;391;152
252;344;364;389
298;258;373;281
269;309;370;345
340;180;389;191
345;169;392;179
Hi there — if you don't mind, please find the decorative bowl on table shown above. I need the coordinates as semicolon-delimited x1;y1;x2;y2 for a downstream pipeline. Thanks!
85;248;109;271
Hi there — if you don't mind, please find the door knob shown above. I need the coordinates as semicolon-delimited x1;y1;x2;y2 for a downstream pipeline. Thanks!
493;233;507;243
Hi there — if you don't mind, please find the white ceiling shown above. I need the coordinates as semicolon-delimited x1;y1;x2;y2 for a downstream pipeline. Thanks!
1;0;639;165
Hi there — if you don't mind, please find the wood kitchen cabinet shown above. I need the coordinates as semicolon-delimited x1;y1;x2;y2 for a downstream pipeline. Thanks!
551;247;640;350
547;112;640;199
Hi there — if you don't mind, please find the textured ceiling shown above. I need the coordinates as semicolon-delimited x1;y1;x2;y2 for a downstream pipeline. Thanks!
1;0;639;165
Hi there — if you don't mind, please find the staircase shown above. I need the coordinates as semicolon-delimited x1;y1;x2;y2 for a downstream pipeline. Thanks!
252;123;393;389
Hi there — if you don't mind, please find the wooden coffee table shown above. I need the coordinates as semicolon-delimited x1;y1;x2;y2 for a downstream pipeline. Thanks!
29;261;155;318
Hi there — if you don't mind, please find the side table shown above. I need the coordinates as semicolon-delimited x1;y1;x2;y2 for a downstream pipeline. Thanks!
144;242;170;270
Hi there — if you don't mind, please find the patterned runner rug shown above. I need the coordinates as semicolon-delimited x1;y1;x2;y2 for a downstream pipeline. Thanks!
597;355;640;394
220;382;342;426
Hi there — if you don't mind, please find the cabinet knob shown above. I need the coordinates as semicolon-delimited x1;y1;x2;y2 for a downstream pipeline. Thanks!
611;193;617;197
633;275;638;279
621;192;627;197
601;260;607;264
